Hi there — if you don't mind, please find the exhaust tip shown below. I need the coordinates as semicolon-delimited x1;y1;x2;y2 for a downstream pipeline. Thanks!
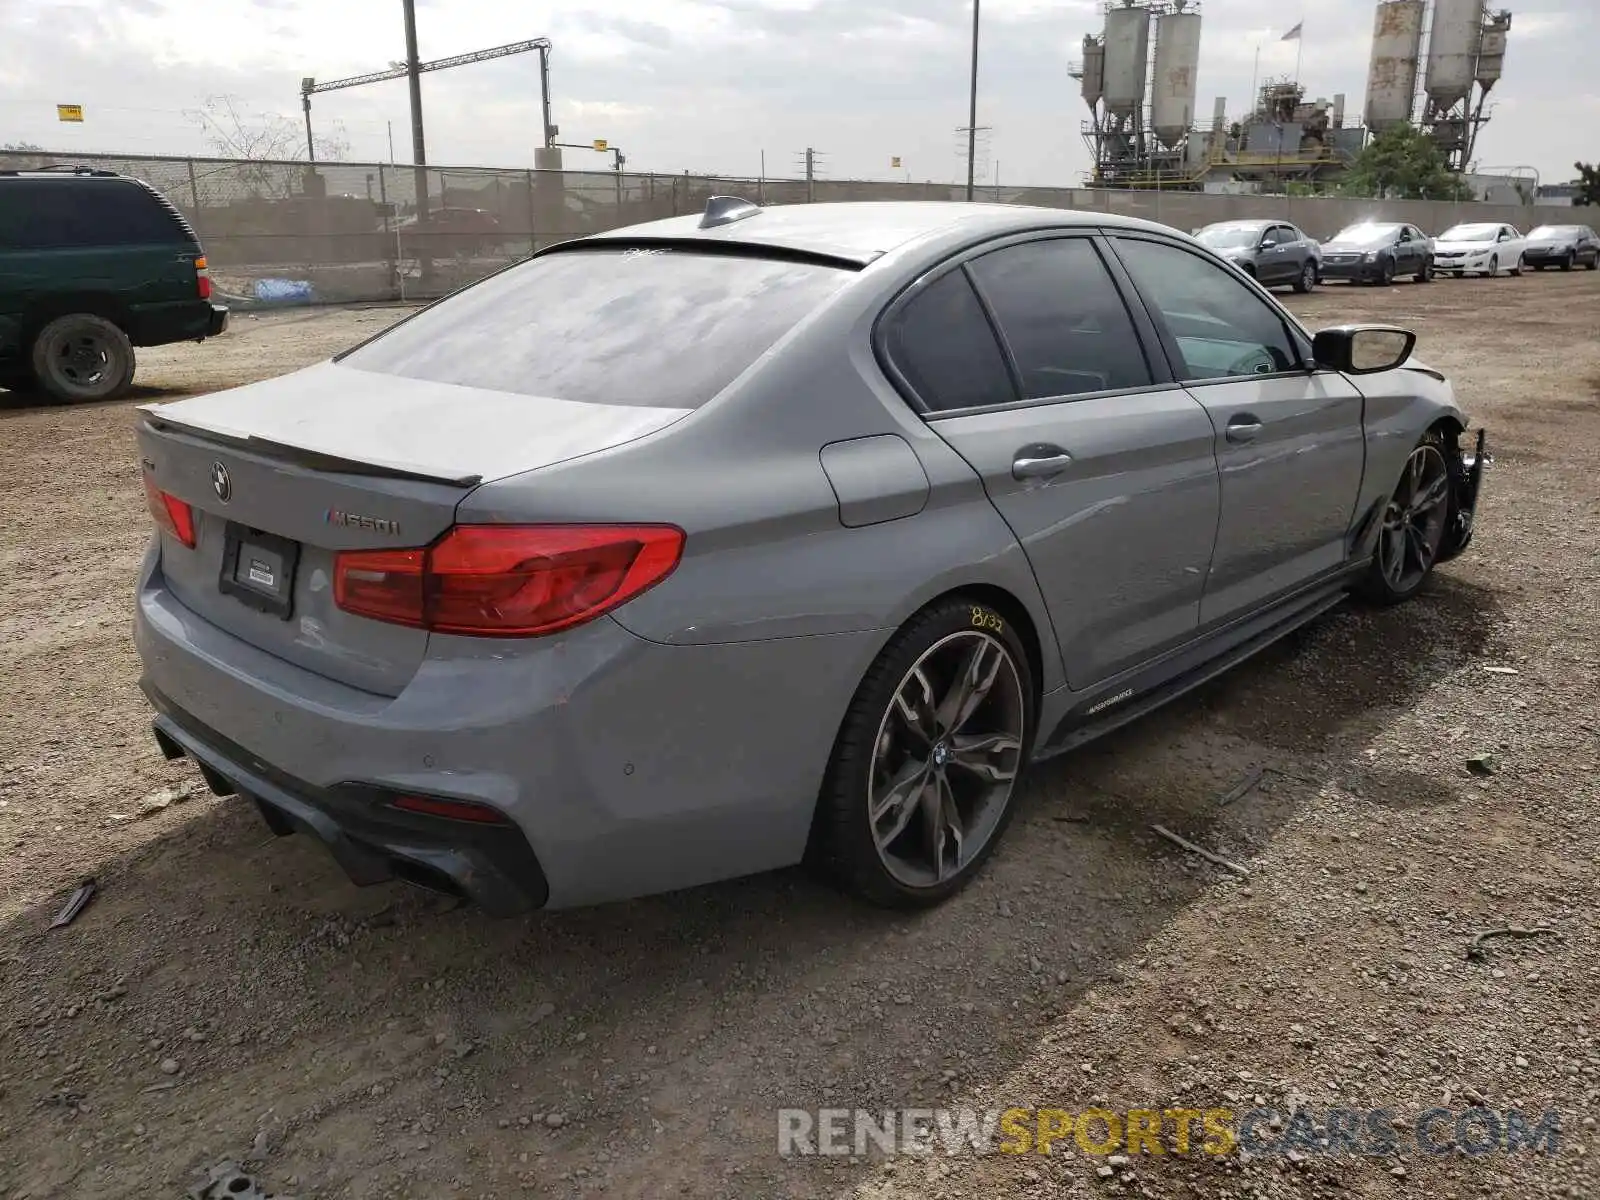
388;856;467;900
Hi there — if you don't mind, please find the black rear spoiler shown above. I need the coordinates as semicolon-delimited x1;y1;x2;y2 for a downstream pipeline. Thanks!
138;410;483;488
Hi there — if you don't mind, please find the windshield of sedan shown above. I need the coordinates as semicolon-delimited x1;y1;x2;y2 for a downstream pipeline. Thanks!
340;247;854;408
1438;224;1499;242
1330;223;1402;247
1528;225;1582;239
1195;225;1265;249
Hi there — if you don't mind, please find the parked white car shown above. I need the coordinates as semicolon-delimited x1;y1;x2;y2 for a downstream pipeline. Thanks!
1431;222;1527;278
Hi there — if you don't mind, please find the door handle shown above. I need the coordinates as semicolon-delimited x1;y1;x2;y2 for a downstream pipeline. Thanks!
1225;416;1263;444
1012;447;1073;481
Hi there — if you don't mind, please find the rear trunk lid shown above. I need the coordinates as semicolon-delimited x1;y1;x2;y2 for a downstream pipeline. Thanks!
137;363;693;695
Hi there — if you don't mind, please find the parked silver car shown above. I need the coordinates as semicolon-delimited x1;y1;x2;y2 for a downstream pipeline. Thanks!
1194;219;1321;293
1522;223;1600;271
134;201;1487;913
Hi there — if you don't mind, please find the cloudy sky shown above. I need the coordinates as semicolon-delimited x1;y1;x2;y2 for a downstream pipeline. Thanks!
1;0;1592;186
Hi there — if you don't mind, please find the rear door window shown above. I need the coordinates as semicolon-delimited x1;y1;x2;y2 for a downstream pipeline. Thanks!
882;269;1016;413
342;247;853;409
968;238;1153;398
0;180;190;249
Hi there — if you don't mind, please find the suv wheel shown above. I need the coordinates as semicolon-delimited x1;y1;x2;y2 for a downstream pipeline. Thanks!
31;314;137;403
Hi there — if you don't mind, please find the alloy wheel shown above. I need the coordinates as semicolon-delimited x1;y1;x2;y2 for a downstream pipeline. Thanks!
1378;444;1451;593
868;631;1025;889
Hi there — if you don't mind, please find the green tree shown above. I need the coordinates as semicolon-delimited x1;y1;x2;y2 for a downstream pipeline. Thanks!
1340;125;1472;201
1574;162;1600;206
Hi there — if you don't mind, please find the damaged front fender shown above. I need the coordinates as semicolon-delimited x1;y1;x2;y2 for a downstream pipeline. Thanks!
1438;426;1489;563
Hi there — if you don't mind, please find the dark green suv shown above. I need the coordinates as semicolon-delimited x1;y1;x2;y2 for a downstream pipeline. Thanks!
0;167;228;403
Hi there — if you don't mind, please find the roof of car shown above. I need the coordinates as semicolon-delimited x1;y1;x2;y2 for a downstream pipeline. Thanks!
0;168;125;180
585;201;1170;265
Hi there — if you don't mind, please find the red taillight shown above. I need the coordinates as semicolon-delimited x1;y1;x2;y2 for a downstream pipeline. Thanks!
194;255;212;300
143;474;196;548
333;524;684;637
332;547;426;628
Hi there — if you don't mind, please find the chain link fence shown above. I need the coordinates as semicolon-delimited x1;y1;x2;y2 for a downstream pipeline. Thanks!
2;148;1578;306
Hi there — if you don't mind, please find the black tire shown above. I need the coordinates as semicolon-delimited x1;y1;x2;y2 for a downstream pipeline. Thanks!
1485;254;1499;278
1586;253;1598;270
1357;428;1459;607
1379;257;1396;286
1292;261;1316;293
1560;252;1575;272
813;597;1036;908
1415;257;1432;283
29;314;136;404
1510;254;1524;277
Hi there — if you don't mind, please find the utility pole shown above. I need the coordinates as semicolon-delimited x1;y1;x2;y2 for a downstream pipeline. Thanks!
301;82;316;161
401;0;429;219
966;0;981;201
805;147;816;203
538;42;555;150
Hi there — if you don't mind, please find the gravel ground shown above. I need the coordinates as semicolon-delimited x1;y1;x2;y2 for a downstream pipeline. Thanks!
0;275;1596;1200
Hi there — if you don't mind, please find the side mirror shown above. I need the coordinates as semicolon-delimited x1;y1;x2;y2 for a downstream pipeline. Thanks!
1312;325;1416;375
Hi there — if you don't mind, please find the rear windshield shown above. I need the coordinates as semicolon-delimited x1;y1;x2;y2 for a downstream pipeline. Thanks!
0;179;193;250
342;247;854;408
1331;223;1402;247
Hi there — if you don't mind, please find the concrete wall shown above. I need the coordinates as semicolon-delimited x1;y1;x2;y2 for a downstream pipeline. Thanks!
1;149;1583;303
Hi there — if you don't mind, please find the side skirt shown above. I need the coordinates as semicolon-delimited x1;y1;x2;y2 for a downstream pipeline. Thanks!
1033;567;1363;762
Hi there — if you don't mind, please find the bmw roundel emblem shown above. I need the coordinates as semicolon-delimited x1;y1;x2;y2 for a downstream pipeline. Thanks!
211;461;232;503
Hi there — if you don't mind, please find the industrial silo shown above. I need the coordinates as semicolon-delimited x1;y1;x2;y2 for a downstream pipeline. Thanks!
1363;0;1425;129
1150;1;1202;149
1102;1;1152;124
1079;33;1106;110
1424;0;1486;113
1475;9;1511;89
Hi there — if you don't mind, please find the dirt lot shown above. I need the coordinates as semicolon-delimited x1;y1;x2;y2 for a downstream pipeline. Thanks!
1;276;1597;1200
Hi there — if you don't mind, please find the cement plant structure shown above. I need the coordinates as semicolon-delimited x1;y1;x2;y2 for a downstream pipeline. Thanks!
1071;0;1512;189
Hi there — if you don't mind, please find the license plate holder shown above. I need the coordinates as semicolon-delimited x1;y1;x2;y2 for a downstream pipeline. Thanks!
219;524;300;620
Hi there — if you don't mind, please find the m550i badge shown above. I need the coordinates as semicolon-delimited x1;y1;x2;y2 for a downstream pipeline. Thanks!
325;510;401;536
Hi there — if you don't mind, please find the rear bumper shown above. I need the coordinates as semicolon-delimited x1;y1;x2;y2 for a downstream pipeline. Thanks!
133;543;876;910
147;694;549;915
128;301;229;347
